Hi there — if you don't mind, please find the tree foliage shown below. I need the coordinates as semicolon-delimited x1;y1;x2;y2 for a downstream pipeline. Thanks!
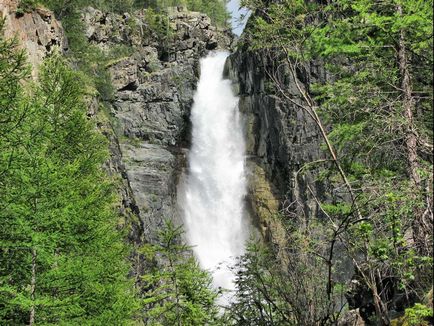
0;26;139;324
35;0;229;26
140;221;220;326
235;0;433;323
223;237;339;325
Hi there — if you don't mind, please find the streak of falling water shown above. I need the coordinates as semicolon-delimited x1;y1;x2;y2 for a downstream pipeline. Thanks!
181;51;248;302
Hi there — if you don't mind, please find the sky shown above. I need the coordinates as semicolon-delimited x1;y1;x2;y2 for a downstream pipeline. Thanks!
226;0;250;36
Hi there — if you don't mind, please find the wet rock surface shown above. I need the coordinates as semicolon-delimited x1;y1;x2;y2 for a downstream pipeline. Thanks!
82;6;232;240
225;49;327;250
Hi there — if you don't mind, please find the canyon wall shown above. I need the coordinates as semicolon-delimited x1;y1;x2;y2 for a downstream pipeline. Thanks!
1;1;232;283
225;48;328;256
0;0;67;78
82;6;232;242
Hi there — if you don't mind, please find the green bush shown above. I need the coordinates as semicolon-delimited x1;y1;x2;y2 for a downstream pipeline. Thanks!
403;303;433;326
17;0;38;14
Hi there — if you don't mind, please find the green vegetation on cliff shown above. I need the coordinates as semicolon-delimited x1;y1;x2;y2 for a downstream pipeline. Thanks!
19;0;229;26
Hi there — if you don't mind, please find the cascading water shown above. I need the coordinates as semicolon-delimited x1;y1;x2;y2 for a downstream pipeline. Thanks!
181;51;248;300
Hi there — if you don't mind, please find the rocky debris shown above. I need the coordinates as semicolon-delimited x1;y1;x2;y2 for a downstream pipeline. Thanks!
0;0;67;78
109;56;139;91
168;6;231;52
345;274;415;323
345;279;378;323
81;6;232;239
82;6;143;48
338;309;365;326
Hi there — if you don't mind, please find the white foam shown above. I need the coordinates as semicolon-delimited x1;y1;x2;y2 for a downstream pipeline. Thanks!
181;51;248;304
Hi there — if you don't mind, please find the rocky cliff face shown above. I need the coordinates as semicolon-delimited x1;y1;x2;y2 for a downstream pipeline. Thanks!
224;41;366;325
225;49;327;254
81;6;232;241
224;39;407;326
0;0;67;78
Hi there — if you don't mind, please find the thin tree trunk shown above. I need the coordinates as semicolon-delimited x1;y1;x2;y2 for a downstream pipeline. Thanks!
397;5;420;186
268;47;363;221
29;248;36;326
372;287;390;326
396;4;429;256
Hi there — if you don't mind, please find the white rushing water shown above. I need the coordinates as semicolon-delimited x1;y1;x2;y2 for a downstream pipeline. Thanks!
182;51;248;299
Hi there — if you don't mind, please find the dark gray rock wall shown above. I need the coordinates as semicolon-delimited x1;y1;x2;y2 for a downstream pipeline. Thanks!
225;49;327;244
82;6;232;241
225;45;381;324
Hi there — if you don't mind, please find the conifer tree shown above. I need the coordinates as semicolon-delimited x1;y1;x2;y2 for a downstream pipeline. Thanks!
0;28;139;323
141;221;220;326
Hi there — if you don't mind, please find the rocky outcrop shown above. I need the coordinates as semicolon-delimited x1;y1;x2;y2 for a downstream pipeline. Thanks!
0;0;67;78
225;49;327;253
82;6;232;240
338;309;366;326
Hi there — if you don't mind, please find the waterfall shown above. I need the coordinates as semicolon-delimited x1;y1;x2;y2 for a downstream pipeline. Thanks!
181;51;248;300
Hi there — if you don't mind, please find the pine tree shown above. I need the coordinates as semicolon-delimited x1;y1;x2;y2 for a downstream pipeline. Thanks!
0;28;139;323
141;221;220;326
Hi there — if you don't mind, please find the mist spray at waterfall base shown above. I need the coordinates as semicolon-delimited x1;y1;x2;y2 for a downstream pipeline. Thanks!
180;51;248;304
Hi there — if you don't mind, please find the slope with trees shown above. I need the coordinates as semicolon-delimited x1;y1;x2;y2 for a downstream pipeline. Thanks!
226;0;433;324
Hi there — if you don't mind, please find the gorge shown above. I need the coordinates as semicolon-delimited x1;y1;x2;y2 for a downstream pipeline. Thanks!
0;0;432;325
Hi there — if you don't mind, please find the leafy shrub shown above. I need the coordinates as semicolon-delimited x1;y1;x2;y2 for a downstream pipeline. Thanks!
403;303;433;326
16;0;38;15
